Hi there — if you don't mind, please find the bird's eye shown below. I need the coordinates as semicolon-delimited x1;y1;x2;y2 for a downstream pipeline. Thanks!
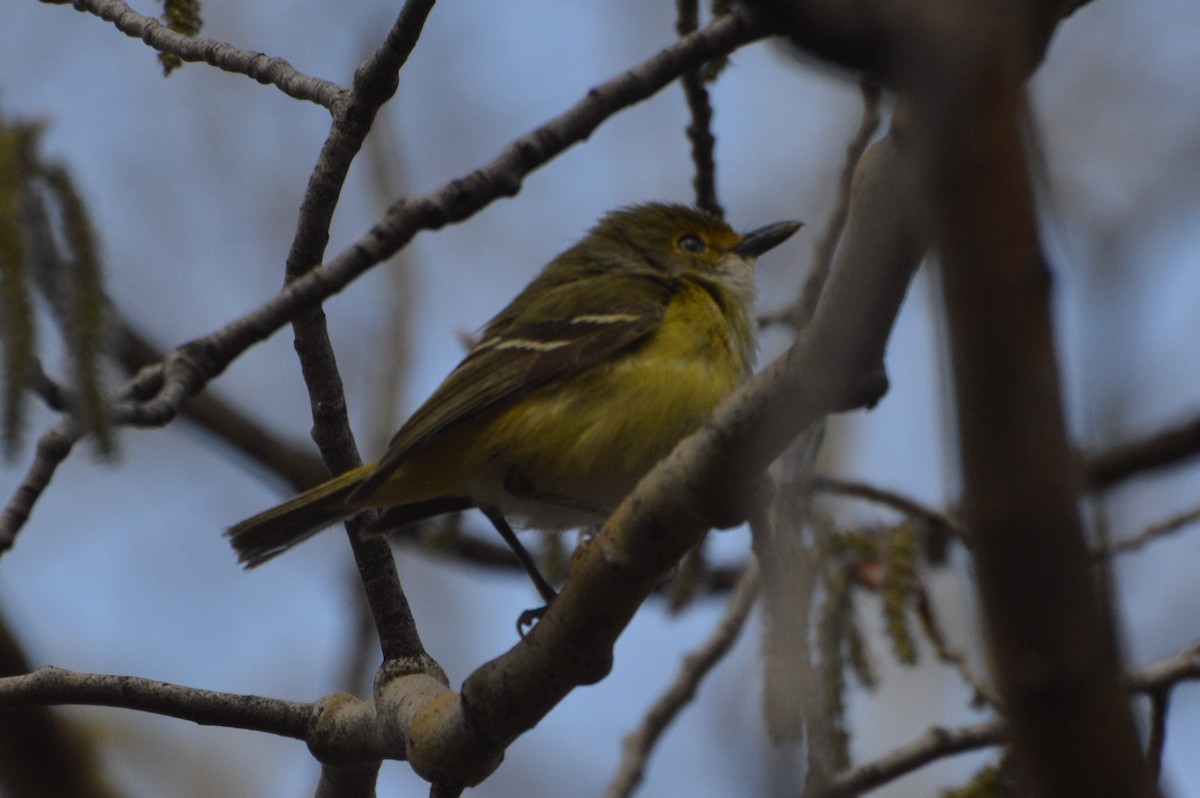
677;233;706;253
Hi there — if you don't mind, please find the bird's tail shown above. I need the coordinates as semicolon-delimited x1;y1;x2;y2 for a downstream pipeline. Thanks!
226;465;371;568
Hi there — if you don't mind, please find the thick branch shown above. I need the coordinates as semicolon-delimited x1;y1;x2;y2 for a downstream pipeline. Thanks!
918;13;1155;798
742;0;1088;85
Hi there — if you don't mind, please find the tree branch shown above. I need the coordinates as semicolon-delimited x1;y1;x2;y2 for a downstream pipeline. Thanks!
55;0;345;108
812;721;1003;798
279;0;439;675
1098;503;1200;559
4;640;1194;794
915;10;1155;797
809;475;963;539
676;0;722;216
1086;412;1200;492
0;666;312;739
112;320;327;492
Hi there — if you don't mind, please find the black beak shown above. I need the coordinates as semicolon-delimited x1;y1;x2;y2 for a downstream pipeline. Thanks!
732;220;803;257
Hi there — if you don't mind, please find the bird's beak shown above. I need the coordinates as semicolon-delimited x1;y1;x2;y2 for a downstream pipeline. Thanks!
732;220;803;257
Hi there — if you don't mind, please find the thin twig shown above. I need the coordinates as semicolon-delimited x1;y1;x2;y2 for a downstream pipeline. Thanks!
792;78;882;330
810;721;1004;798
1096;503;1200;559
342;107;421;696
676;0;722;216
59;0;345;108
0;666;312;739
0;7;768;557
809;475;963;539
1124;641;1200;693
111;319;327;492
0;419;78;551
390;524;747;597
603;563;761;798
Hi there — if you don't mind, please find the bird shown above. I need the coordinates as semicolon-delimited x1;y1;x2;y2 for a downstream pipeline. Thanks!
227;202;800;595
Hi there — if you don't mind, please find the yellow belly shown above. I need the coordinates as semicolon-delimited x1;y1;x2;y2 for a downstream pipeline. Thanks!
363;279;753;528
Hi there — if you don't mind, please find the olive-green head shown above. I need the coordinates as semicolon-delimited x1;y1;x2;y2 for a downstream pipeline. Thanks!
567;202;801;280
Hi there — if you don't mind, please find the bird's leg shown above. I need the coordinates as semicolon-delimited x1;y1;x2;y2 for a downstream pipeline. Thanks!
481;507;557;633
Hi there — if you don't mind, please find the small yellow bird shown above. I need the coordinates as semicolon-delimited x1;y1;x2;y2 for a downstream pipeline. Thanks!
228;203;799;575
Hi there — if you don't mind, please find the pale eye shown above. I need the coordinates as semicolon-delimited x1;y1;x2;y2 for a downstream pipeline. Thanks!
677;233;705;253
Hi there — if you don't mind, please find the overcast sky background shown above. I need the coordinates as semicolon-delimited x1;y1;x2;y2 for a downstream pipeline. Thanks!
3;1;1200;796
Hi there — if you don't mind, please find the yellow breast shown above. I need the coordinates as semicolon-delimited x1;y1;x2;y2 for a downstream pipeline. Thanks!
466;278;754;524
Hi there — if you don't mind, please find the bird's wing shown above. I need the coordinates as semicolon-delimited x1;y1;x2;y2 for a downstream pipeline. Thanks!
352;272;676;499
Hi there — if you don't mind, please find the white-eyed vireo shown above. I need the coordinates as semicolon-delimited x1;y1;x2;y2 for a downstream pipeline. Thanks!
228;203;800;570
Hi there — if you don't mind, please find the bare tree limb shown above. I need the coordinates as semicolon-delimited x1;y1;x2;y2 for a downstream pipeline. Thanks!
54;0;346;108
811;720;1004;798
604;563;761;798
3;640;1193;794
809;475;962;539
0;666;312;739
1098;503;1200;560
